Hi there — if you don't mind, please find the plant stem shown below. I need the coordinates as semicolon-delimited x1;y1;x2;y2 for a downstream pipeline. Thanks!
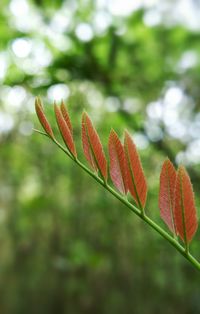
34;129;200;271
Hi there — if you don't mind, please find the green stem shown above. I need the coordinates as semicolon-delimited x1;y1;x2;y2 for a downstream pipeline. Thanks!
34;129;200;271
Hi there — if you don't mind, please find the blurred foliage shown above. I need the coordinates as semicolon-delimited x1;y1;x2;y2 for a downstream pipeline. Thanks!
0;0;200;313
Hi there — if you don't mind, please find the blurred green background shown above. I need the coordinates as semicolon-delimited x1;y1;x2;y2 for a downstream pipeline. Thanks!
0;0;200;313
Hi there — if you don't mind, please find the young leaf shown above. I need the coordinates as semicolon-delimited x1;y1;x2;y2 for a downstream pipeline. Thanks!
174;166;198;245
124;131;147;209
108;129;128;194
82;113;98;172
54;103;77;158
159;158;177;235
60;100;73;135
35;97;54;138
82;112;107;181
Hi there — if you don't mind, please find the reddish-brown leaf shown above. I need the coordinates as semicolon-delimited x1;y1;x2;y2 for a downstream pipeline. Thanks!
82;112;107;180
82;113;97;172
60;100;73;135
124;131;147;208
108;129;128;194
174;166;198;244
54;103;77;157
159;158;177;234
35;97;54;138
